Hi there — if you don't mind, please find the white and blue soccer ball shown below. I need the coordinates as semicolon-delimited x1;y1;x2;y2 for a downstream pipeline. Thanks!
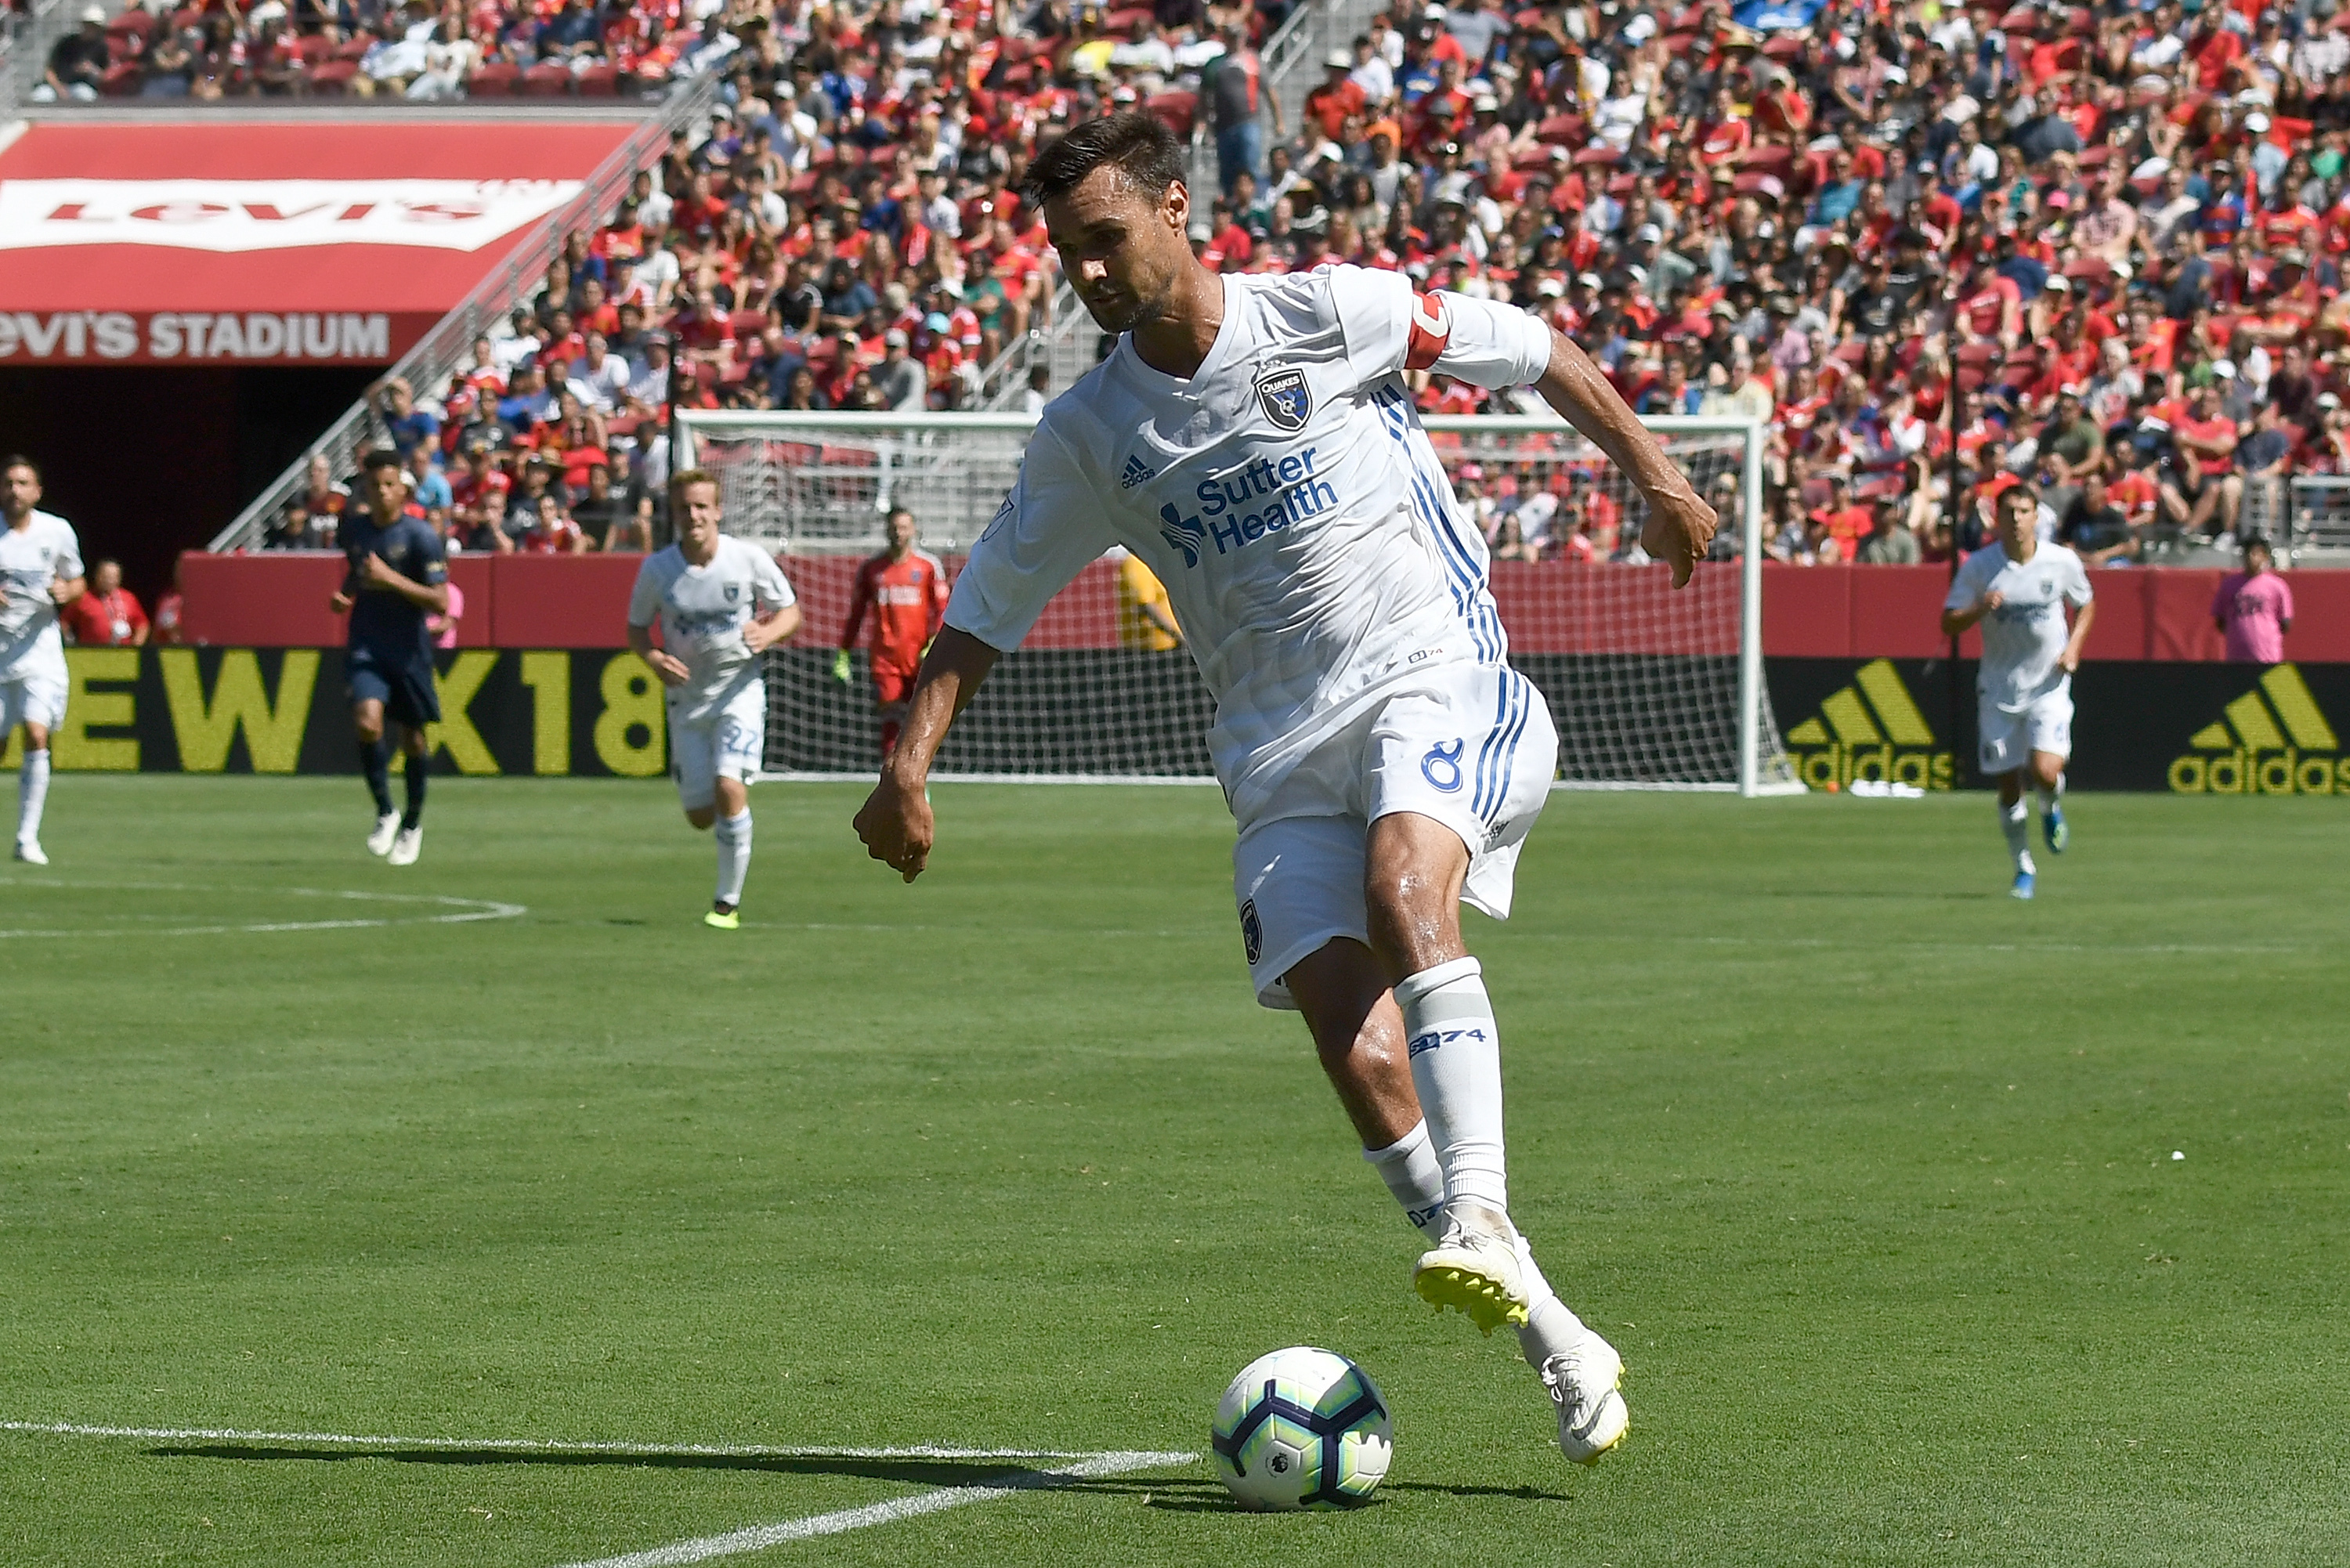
1210;1346;1393;1511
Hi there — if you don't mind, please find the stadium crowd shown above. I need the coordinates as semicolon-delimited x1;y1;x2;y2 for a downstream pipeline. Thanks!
127;0;2345;567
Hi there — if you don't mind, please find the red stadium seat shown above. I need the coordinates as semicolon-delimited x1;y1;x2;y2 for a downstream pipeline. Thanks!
521;63;573;96
1662;31;1696;53
1145;90;1196;137
1512;146;1563;172
1762;34;1803;60
309;60;360;93
293;34;334;65
1999;5;2036;27
468;61;520;96
576;63;620;96
2077;144;2111;168
1536;112;1585;145
1737;144;1795;175
99;60;141;95
726;310;768;341
1105;6;1155;31
1571;143;1620;167
335;36;373;61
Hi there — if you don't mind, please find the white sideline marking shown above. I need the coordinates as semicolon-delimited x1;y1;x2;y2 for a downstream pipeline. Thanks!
0;1420;1107;1461
555;1451;1194;1568
0;880;526;939
3;1422;1195;1567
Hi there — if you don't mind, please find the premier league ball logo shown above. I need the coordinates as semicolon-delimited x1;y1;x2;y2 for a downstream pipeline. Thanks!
1256;366;1311;432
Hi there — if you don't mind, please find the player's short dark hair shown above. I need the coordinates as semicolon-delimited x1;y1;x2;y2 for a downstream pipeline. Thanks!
2243;533;2273;558
359;448;403;475
1997;480;2037;513
1021;112;1188;209
2;453;38;481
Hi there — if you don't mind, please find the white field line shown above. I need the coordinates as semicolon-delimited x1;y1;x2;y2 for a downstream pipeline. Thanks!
0;880;525;938
2;1422;1195;1567
555;1451;1195;1568
0;1420;1112;1461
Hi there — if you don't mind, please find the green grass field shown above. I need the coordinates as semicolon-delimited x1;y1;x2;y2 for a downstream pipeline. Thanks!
3;776;2345;1566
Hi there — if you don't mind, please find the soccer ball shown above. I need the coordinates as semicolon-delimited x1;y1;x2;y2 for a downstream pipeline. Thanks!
1209;1346;1392;1511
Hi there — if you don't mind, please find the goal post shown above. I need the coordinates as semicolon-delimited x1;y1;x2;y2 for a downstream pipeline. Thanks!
675;409;1799;795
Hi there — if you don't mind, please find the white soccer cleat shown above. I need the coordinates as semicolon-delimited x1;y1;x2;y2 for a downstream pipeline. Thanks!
388;826;422;866
1540;1329;1629;1465
1413;1202;1532;1335
367;812;400;856
13;839;48;866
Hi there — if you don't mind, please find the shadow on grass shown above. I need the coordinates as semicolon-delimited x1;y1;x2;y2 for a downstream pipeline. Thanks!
150;1444;1135;1489
145;1448;1568;1510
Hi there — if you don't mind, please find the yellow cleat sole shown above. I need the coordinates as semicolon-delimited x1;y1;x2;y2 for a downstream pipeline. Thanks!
1413;1263;1531;1336
703;910;740;930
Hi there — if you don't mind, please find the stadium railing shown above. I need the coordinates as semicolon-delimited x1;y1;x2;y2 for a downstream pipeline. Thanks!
2;0;74;114
204;75;720;554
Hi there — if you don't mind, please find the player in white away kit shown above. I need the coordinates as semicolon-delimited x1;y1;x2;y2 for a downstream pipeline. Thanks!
1;457;87;866
627;471;800;929
854;116;1720;1466
1943;482;2096;900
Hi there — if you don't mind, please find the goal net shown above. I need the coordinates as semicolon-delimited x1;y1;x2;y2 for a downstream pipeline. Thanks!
678;410;1798;793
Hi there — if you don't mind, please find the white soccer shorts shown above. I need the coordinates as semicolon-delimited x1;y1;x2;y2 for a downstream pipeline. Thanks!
1978;684;2073;775
1232;660;1558;1010
0;656;68;736
670;684;765;812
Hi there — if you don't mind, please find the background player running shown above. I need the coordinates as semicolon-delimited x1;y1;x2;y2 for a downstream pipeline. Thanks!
1943;482;2096;900
627;470;799;929
854;114;1718;1468
1;455;85;865
833;508;949;759
331;449;449;868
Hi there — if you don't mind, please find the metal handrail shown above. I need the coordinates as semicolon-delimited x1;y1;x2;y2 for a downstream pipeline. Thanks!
207;74;718;551
2;0;75;115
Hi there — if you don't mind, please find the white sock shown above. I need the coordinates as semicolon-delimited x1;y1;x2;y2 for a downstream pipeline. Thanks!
2001;797;2034;875
1362;1120;1446;1241
1511;1234;1592;1368
713;808;752;908
1395;956;1509;1219
17;746;50;846
2037;775;2063;816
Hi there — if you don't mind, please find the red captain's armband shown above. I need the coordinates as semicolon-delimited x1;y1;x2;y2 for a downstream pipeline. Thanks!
1404;290;1452;371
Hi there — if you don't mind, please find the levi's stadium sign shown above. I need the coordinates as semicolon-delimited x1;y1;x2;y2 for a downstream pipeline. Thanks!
0;121;637;366
0;180;583;254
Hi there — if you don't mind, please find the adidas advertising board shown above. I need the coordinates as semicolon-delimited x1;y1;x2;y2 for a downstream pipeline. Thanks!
1768;659;2350;793
7;647;2345;792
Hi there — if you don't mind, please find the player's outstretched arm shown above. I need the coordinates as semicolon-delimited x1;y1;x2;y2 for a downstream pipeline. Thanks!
853;626;1000;883
1529;330;1718;586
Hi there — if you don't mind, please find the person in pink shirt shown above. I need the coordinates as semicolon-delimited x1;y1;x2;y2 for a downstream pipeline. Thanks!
428;580;465;651
2212;537;2294;664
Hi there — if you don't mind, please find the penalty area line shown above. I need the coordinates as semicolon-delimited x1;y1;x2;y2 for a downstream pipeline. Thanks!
554;1450;1196;1568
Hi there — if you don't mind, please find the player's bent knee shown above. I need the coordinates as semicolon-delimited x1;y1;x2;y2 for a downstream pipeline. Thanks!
685;807;716;830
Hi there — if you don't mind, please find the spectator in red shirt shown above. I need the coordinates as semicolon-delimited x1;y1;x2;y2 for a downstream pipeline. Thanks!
62;559;149;647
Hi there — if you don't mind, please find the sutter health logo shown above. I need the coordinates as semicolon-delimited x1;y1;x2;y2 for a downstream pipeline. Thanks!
2168;663;2345;795
1784;659;1954;792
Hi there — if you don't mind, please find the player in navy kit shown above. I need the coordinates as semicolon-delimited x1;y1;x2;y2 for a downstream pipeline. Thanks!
331;448;450;865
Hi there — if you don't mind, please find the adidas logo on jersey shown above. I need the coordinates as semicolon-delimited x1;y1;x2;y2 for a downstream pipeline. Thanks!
2168;663;2345;795
1120;454;1157;490
1784;659;1955;792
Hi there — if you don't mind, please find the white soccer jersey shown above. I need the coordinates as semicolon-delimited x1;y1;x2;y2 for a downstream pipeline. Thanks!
1945;540;2093;712
0;510;84;678
627;536;797;724
945;265;1553;821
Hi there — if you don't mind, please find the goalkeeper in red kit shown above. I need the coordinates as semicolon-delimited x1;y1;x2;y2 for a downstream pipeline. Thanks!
833;507;951;757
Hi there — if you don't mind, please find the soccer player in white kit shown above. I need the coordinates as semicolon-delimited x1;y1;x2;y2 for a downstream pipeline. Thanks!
852;115;1720;1466
1;457;87;866
627;470;800;929
1942;482;2097;900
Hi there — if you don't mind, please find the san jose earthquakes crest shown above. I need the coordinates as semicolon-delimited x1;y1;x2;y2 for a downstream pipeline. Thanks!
1254;365;1311;432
